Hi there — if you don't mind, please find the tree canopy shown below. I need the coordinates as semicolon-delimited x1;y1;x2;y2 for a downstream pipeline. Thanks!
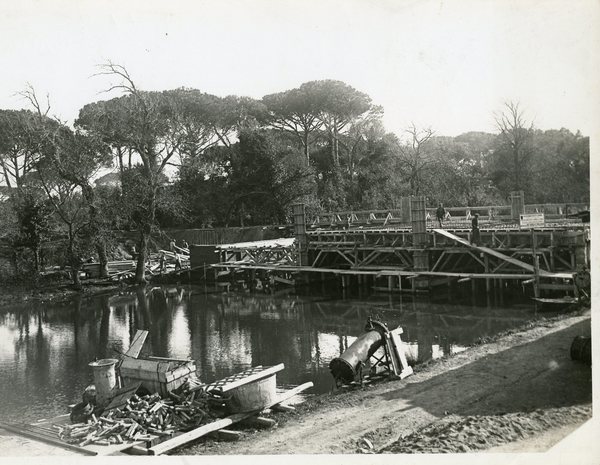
0;68;590;283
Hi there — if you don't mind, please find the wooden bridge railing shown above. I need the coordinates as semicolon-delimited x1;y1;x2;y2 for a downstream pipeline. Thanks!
311;202;588;227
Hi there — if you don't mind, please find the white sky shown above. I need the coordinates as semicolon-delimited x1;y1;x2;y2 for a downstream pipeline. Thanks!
0;0;599;138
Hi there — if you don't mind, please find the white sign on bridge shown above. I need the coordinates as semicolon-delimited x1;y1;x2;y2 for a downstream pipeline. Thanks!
519;213;545;228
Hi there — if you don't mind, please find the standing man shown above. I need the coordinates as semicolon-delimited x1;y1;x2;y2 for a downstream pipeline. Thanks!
436;203;446;228
471;213;480;246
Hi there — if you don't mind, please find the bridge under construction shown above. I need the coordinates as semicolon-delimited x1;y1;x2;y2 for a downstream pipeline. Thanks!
194;194;589;300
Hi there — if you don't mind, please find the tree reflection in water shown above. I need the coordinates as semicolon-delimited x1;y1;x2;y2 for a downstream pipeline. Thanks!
0;286;553;423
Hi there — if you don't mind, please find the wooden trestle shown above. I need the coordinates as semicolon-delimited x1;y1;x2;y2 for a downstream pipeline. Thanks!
212;223;588;298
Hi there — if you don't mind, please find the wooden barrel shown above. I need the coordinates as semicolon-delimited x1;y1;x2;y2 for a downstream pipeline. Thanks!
570;336;592;365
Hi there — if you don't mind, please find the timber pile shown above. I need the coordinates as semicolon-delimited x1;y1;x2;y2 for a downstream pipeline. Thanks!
57;416;154;446
56;388;222;447
107;391;211;435
106;250;191;281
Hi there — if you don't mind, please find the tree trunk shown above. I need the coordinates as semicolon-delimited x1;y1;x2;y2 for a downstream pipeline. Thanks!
81;183;109;278
117;147;124;178
33;246;40;273
134;178;157;284
303;133;310;166
68;224;81;288
514;150;520;191
96;243;109;279
135;227;149;284
0;159;12;188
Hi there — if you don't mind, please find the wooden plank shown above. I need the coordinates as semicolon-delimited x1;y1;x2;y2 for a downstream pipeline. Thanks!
125;330;149;358
208;429;241;441
532;296;578;304
212;263;535;279
149;382;313;455
149;414;247;455
0;422;98;456
147;355;193;363
103;383;142;411
271;404;295;413
389;328;413;379
433;228;536;272
242;416;276;428
86;439;150;456
538;283;575;291
270;382;313;406
384;333;401;376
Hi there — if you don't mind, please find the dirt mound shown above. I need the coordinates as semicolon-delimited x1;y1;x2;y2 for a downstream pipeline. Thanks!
381;405;592;453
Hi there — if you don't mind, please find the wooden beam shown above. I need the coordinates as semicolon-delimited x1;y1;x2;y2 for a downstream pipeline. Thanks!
430;251;447;272
125;330;148;358
208;429;241;441
149;382;313;455
242;416;276;429
271;404;295;413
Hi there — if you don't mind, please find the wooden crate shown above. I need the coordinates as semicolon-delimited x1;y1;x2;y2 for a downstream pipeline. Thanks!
120;356;197;397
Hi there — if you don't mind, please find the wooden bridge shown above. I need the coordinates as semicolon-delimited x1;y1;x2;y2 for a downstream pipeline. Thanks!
205;197;589;299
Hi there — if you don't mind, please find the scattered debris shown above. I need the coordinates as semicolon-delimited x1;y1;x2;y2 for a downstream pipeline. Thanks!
381;405;592;454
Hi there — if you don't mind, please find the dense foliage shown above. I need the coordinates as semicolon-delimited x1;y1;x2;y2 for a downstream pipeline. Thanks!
0;68;590;283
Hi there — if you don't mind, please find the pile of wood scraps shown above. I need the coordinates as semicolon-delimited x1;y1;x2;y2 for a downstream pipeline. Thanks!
56;389;221;448
1;329;314;456
57;415;154;447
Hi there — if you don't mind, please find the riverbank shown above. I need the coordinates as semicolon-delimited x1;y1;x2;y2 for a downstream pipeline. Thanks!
175;307;593;456
0;279;123;307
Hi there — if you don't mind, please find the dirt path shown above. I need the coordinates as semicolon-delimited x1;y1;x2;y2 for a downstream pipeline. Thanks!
178;311;592;455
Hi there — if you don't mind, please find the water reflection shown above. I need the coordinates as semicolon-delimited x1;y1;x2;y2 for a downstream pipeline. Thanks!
0;286;552;423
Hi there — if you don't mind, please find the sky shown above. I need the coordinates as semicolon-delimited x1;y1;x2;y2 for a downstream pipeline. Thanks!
1;0;599;139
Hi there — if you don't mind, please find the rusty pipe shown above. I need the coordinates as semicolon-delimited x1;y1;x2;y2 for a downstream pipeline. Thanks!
329;319;388;384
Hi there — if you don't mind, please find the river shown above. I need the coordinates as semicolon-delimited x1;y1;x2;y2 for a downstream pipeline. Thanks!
0;285;557;424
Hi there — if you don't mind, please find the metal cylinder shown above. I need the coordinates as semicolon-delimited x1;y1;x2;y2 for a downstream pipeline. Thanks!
88;358;119;404
570;336;592;365
329;330;384;384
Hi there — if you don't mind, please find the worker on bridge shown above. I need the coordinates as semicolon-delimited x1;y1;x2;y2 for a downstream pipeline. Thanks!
471;213;480;245
436;203;446;228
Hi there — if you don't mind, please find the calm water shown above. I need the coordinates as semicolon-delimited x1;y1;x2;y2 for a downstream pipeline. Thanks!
0;285;557;423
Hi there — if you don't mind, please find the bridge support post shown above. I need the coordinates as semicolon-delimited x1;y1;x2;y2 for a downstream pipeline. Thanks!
510;191;525;221
411;196;429;291
292;203;308;266
484;254;491;293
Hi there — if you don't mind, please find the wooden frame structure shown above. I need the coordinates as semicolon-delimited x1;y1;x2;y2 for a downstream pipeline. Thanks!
212;222;588;299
